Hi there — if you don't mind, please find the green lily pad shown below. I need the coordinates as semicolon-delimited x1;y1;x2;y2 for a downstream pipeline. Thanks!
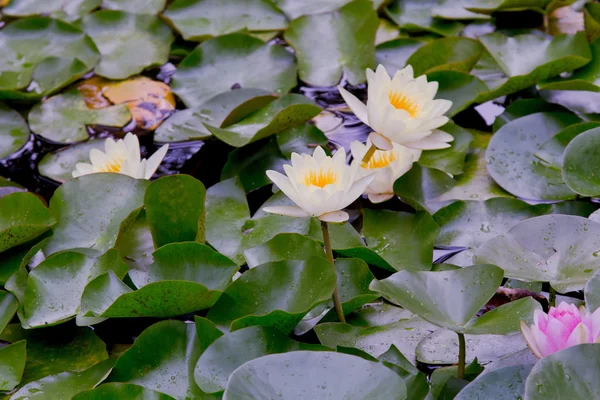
154;89;273;142
144;175;206;247
43;173;149;256
455;364;533;400
378;345;429;400
0;103;29;160
0;176;25;198
107;320;209;399
432;0;491;20
73;383;176;400
407;37;483;76
585;269;600;311
0;326;108;385
465;0;566;14
81;242;238;317
474;214;600;292
22;250;127;328
101;0;166;14
223;351;407;400
284;0;378;86
485;111;580;200
28;89;131;144
0;192;55;253
473;32;591;103
0;340;26;391
163;0;287;41
275;123;329;158
272;0;354;19
427;70;488;117
113;209;154;284
535;122;600;170
2;0;101;21
205;94;321;147
207;258;336;333
419;123;474;175
493;98;566;132
9;359;114;400
339;209;439;272
242;233;326;269
374;38;425;76
194;326;327;393
385;0;464;36
0;291;18;335
81;10;174;80
562;127;600;196
171;33;296;107
524;344;600;399
370;265;504;333
540;39;600;91
416;329;529;365
38;140;105;182
315;313;438;363
0;17;100;100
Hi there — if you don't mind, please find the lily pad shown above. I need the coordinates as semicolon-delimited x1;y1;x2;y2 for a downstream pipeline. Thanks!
385;0;464;36
493;98;566;131
107;320;208;399
171;33;296;107
524;344;600;399
74;383;176;400
474;214;600;292
81;10;174;80
10;359;114;400
102;0;166;14
534;122;600;170
0;326;109;384
433;0;491;20
81;242;238;317
455;364;532;400
370;265;504;333
485;111;580;200
272;0;354;19
0;290;17;335
205;94;322;147
144;175;206;247
114;209;154;284
206;258;336;333
28;89;131;144
0;103;29;160
22;250;127;328
0;340;26;391
194;326;327;393
284;0;378;86
275;123;329;158
473;32;591;103
0;17;100;100
38;139;105;183
2;0;101;21
155;88;274;142
0;192;55;253
419;123;474;175
407;37;483;76
242;233;326;269
43;173;149;256
562;127;600;196
585;269;600;311
222;351;407;400
427;70;488;117
374;38;425;75
540;39;600;91
163;0;287;41
465;0;566;14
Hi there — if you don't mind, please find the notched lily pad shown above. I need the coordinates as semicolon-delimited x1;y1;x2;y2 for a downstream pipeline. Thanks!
0;103;29;160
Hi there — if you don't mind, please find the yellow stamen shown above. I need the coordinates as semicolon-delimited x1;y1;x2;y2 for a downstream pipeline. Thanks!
98;158;123;173
303;169;337;188
362;151;397;169
388;90;419;118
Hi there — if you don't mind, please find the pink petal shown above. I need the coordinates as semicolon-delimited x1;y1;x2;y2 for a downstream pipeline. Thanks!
565;323;589;348
531;324;557;357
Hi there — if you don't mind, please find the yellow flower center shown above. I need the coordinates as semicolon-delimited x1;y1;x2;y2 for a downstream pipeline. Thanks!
303;169;337;188
388;90;419;118
98;158;123;173
362;151;397;169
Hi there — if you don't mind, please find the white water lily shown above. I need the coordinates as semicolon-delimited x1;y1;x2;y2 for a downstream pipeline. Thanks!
264;146;375;223
72;133;168;179
351;139;421;203
338;64;454;150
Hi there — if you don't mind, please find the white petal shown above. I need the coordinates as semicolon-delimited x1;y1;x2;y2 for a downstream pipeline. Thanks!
429;130;454;143
89;148;111;168
266;170;304;207
520;321;544;359
338;86;369;126
350;140;367;160
369;132;393;150
263;206;311;218
368;193;394;203
144;144;168;179
404;135;453;150
137;159;148;179
312;146;328;163
339;173;376;210
104;137;119;155
318;210;349;223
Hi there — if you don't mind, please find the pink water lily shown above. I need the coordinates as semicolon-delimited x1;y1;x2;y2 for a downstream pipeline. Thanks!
520;301;600;358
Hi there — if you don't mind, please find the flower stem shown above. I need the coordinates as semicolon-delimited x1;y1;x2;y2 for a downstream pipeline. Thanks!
549;286;556;307
457;332;466;379
361;143;377;165
321;220;346;323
